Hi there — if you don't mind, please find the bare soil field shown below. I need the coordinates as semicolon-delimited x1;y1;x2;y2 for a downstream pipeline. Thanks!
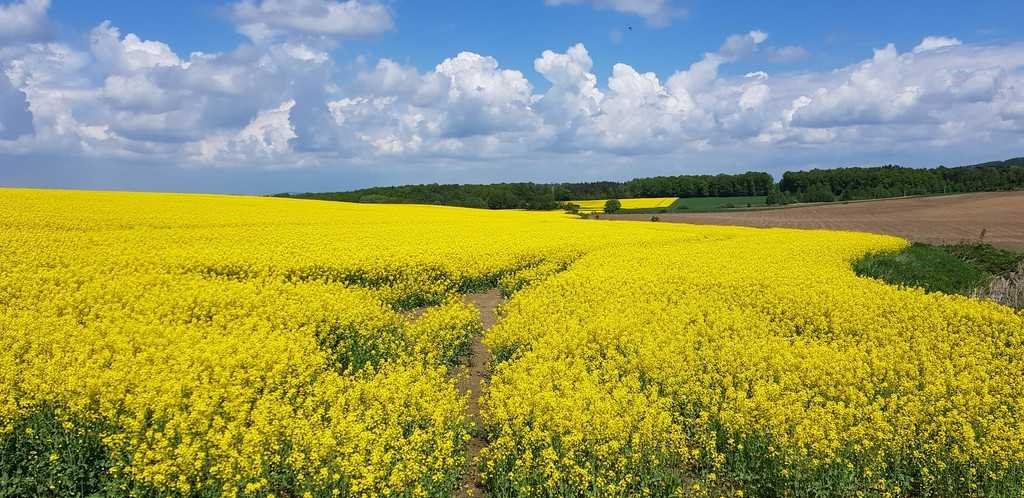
609;191;1024;249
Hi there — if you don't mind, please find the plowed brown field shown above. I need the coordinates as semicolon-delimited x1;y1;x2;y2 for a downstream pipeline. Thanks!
609;191;1024;249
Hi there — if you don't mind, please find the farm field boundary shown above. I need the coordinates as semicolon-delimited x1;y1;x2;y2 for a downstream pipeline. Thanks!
607;191;1024;250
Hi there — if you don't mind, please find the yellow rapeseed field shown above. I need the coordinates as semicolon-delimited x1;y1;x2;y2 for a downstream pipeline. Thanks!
571;197;678;212
1;188;1022;497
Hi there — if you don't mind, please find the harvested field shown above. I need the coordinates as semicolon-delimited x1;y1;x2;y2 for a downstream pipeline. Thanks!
611;191;1024;249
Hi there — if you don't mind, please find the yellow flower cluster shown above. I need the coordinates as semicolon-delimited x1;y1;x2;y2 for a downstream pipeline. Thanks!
572;197;677;212
0;188;691;496
2;187;1022;496
483;231;1024;496
1;248;470;495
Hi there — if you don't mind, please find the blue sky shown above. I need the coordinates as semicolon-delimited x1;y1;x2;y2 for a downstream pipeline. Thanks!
2;0;1024;193
48;1;1024;83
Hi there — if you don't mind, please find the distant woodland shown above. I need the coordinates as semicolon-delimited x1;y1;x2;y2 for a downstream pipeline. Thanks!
275;157;1024;210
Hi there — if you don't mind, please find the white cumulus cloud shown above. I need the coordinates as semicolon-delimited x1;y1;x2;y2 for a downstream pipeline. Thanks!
196;99;298;164
545;0;681;27
327;51;542;157
2;13;1024;185
534;43;603;127
0;0;50;44
90;21;182;72
231;0;393;43
913;36;962;53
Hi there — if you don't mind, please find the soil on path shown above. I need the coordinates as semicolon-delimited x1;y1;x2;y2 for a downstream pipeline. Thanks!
607;191;1024;250
456;289;502;498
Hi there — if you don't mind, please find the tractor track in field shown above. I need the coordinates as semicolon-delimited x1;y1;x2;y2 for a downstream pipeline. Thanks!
455;289;502;498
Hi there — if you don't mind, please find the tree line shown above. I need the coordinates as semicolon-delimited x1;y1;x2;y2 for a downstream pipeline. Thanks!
556;172;775;200
274;172;774;211
275;157;1023;210
277;183;563;210
774;157;1024;204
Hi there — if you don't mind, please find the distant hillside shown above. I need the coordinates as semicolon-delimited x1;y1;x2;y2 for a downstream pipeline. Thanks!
275;157;1024;210
273;172;774;211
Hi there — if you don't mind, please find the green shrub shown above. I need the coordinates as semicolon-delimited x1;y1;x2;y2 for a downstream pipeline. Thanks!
561;202;580;214
603;199;621;214
854;243;989;294
944;243;1024;275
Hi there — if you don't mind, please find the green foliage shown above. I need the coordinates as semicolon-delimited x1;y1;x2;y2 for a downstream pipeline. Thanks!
561;202;580;214
275;171;775;211
272;157;1024;211
603;199;621;214
854;243;990;295
780;157;1024;201
591;171;775;198
854;240;1024;300
802;183;836;203
0;406;115;498
278;183;560;210
766;188;797;206
944;243;1024;275
553;172;774;200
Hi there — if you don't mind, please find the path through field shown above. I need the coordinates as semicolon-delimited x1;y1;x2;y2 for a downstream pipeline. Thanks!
457;289;502;497
609;191;1024;249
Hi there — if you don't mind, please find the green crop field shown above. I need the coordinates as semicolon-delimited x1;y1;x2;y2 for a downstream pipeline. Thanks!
672;196;767;212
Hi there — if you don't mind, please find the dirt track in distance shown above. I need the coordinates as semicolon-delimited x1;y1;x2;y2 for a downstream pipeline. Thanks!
608;191;1024;250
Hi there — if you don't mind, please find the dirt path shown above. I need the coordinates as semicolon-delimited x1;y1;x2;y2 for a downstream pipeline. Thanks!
456;289;502;498
607;191;1024;250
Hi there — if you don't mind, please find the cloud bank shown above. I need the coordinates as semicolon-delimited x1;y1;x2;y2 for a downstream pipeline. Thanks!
1;0;1023;191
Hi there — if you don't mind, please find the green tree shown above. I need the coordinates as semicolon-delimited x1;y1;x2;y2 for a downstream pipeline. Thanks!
779;157;1024;202
802;183;836;203
766;187;797;206
604;199;622;213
